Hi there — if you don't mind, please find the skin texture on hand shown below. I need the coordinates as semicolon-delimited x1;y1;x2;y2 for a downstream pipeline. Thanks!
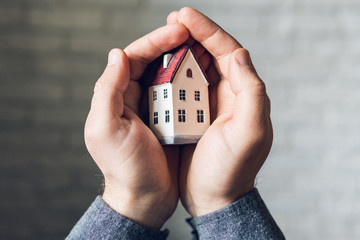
84;24;189;229
84;6;273;229
167;8;273;217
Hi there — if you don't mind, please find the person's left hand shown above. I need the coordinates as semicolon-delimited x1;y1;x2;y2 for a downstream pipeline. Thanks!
167;8;273;217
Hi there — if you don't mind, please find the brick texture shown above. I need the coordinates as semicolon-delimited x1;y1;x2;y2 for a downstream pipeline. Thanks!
1;0;359;239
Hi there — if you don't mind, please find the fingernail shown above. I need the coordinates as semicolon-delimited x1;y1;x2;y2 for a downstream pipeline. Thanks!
107;49;119;66
236;50;251;66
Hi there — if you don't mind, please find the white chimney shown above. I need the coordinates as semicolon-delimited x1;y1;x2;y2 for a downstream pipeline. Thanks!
163;53;173;69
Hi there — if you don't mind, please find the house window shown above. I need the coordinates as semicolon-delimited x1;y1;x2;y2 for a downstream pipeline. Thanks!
187;68;193;78
197;110;204;123
179;89;186;101
178;109;186;122
163;89;168;99
165;110;170;123
154;112;158;124
195;91;200;101
153;91;157;101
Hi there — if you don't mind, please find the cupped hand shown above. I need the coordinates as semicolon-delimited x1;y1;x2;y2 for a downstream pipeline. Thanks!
168;8;273;217
84;24;189;229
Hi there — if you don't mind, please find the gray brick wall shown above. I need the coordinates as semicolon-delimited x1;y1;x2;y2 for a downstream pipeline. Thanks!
1;0;359;239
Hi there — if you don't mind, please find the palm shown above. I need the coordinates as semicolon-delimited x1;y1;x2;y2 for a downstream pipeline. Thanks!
113;77;179;205
178;46;272;216
87;72;178;208
179;70;243;213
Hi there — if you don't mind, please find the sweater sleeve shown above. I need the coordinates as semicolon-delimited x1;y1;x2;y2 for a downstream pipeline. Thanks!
187;188;285;240
66;196;169;240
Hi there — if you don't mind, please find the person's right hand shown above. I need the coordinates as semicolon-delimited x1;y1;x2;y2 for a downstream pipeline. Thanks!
84;24;189;229
168;8;273;217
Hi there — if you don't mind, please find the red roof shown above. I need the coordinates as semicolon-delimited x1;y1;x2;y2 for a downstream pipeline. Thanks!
150;44;208;86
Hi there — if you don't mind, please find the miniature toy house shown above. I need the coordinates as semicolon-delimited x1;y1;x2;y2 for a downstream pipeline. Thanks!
149;44;210;145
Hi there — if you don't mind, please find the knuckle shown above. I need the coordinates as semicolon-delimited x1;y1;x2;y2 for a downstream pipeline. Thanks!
255;120;273;144
84;126;97;148
94;78;106;92
239;47;250;55
84;119;105;148
251;128;269;147
249;78;267;96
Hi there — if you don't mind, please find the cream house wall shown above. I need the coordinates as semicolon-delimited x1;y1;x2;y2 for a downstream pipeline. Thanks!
171;51;210;137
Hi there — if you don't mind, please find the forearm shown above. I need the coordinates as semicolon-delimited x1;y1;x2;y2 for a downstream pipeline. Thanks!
187;188;285;240
66;196;169;240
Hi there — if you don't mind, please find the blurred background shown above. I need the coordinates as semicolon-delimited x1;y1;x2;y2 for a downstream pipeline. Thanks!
1;0;359;239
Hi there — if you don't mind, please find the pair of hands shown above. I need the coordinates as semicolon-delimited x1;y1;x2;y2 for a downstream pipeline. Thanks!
84;7;272;229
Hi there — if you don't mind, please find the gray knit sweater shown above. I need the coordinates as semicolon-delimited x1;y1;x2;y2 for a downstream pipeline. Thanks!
66;188;285;239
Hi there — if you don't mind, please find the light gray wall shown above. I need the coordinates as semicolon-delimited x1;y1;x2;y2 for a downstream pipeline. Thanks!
1;0;359;239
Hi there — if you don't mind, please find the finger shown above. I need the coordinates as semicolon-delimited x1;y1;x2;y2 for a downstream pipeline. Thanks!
123;80;141;114
167;11;179;24
229;48;262;96
90;49;130;121
228;48;270;132
208;83;219;122
191;42;206;58
198;52;212;73
206;60;221;87
192;42;212;72
178;7;242;77
124;24;189;80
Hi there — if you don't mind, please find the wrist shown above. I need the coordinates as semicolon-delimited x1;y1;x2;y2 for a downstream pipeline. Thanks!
185;182;255;217
102;185;177;229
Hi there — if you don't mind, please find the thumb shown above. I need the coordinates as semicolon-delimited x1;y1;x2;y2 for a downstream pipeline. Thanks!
228;48;270;134
228;48;263;96
90;48;130;121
